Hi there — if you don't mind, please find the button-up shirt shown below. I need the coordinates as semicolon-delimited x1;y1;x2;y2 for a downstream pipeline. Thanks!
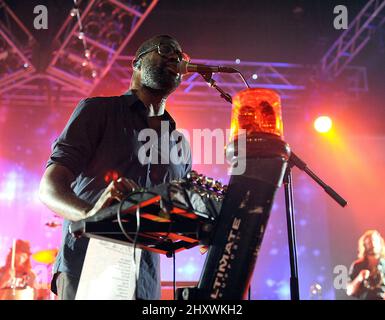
46;91;192;299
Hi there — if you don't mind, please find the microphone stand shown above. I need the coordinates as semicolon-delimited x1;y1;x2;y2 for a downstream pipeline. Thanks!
199;72;348;300
283;168;300;300
288;152;347;207
284;152;347;300
199;72;232;103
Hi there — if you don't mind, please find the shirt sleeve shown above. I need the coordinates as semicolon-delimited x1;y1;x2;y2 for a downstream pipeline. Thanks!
46;98;105;177
180;132;192;178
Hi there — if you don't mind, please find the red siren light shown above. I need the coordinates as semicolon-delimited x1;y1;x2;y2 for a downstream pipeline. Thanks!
229;88;284;141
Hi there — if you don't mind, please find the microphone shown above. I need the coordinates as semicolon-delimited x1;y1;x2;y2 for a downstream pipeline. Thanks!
178;60;238;75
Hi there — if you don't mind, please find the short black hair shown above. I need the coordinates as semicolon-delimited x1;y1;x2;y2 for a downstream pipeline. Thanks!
135;34;180;58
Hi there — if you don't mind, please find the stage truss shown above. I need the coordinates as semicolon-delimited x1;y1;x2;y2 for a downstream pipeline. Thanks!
0;0;382;113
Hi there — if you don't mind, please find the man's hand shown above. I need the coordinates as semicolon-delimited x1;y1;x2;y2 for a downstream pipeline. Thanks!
86;178;140;218
39;164;141;222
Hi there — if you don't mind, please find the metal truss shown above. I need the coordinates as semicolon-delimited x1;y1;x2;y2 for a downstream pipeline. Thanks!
321;0;385;77
0;0;158;107
46;0;158;95
0;0;370;113
0;74;88;108
0;0;36;93
112;56;368;111
1;55;368;111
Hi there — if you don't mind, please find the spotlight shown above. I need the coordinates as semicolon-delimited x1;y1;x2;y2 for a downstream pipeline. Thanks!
314;116;332;133
84;49;91;58
235;58;241;64
252;73;258;80
78;32;85;40
309;283;322;299
70;8;78;17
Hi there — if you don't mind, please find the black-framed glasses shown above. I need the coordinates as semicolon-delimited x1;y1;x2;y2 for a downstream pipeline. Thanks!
136;43;190;62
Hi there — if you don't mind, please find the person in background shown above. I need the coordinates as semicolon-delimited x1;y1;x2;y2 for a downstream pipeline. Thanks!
0;239;36;300
346;230;385;300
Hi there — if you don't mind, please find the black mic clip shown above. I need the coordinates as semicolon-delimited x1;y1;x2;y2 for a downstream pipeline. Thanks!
199;72;232;104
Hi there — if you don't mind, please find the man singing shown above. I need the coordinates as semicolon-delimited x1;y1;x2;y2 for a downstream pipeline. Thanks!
346;230;385;300
39;35;192;300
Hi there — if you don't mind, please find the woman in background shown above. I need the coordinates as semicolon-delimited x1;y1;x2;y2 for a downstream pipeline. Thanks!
346;230;385;300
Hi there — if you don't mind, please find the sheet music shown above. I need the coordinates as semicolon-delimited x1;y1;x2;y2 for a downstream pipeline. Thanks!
75;238;141;300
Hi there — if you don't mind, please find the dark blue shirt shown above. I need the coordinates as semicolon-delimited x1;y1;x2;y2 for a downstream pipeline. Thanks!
46;91;191;299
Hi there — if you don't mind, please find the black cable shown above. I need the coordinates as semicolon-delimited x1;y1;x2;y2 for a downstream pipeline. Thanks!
116;190;160;299
172;251;176;300
133;205;140;300
227;68;251;88
116;190;161;242
116;191;139;299
237;71;250;88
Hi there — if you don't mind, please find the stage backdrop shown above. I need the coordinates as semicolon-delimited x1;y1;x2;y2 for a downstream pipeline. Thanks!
1;99;384;300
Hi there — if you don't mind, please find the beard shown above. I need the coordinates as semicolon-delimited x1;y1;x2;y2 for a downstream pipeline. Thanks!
141;60;182;94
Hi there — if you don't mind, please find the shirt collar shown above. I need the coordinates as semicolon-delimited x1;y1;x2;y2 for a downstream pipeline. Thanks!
123;90;176;132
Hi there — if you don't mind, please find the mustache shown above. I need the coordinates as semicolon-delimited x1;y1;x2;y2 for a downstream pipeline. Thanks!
160;57;179;66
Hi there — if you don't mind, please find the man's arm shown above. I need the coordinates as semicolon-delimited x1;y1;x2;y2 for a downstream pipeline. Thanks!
39;164;140;222
39;164;92;222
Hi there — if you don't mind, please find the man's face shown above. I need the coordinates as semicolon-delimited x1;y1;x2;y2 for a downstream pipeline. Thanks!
365;233;382;256
139;38;183;94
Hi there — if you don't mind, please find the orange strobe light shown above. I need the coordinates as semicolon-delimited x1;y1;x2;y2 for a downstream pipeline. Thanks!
229;88;283;141
314;116;332;133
